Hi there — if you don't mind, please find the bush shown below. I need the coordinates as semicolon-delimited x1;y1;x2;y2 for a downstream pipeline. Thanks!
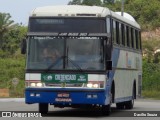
143;60;160;90
142;91;160;100
0;53;25;97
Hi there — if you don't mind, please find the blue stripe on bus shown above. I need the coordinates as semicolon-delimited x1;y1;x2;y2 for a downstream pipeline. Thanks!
114;96;133;103
25;88;109;105
107;47;120;86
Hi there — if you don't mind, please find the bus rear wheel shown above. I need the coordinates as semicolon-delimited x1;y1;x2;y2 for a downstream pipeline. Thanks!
39;103;48;114
124;98;134;109
124;86;135;109
116;102;125;109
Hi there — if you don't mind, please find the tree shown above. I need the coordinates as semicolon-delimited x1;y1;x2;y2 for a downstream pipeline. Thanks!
68;0;82;5
103;0;115;4
125;0;160;30
2;25;27;56
0;13;17;49
82;0;102;6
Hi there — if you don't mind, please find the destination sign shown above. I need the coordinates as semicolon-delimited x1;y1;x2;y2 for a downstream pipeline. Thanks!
41;74;88;83
27;32;110;37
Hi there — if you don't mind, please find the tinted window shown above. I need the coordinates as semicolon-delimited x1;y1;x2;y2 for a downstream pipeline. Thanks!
116;21;120;44
112;20;116;43
121;24;125;46
29;18;106;33
126;26;130;47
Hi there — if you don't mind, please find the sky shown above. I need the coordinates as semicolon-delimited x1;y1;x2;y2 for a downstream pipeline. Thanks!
0;0;70;25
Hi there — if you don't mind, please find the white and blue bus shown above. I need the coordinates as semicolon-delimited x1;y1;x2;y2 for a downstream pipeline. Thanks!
22;5;142;115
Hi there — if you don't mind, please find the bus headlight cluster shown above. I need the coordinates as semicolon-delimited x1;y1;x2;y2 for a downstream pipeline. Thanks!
87;83;100;88
86;81;104;88
29;82;43;87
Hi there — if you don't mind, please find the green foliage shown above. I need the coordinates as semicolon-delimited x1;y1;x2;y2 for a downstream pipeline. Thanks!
124;0;160;30
142;59;160;90
142;37;160;99
142;91;160;100
0;12;27;57
82;0;102;6
2;25;27;56
103;0;115;4
0;12;27;97
68;0;102;6
142;38;160;63
68;0;82;5
0;52;25;97
0;13;17;49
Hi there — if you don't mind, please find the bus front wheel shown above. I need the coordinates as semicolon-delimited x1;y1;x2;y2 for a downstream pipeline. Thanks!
39;103;48;114
101;104;111;116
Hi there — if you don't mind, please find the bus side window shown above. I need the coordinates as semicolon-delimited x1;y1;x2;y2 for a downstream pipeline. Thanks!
121;24;125;46
116;21;120;44
133;29;136;49
131;28;134;49
135;30;139;49
126;26;130;47
106;17;110;33
112;20;116;44
138;31;142;50
129;27;132;48
119;23;122;45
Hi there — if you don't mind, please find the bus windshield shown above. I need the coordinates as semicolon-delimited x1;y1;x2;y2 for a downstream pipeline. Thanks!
27;36;105;71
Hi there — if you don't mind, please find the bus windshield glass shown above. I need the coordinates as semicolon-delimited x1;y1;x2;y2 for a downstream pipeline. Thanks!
29;18;106;33
26;36;105;71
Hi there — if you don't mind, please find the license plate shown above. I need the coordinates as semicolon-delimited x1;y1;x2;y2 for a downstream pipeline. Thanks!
57;93;70;98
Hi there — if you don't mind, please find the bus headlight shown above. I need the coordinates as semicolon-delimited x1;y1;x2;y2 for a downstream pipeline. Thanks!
86;82;104;88
87;83;93;88
93;84;99;88
37;83;43;87
31;83;36;87
87;83;99;88
28;82;43;87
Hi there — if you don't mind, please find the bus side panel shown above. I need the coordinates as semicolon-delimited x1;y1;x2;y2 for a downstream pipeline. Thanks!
111;46;142;103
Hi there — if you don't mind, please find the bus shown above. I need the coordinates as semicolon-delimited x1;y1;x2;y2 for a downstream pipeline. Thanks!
21;5;142;115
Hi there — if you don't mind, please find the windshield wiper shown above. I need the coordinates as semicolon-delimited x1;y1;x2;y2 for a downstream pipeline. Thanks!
45;56;63;72
45;55;83;73
65;46;83;73
65;56;84;73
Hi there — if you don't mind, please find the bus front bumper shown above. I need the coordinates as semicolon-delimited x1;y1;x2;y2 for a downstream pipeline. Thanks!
25;88;110;105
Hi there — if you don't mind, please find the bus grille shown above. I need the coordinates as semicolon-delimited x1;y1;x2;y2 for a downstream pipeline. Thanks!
45;83;84;88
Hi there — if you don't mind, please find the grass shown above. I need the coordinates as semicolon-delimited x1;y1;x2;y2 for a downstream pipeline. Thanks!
142;90;160;100
0;54;25;98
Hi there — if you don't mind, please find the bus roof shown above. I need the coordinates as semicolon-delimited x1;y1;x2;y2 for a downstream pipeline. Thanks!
30;5;140;29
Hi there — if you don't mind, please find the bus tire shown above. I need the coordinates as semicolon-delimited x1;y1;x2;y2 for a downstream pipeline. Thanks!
101;104;111;116
116;102;125;109
39;103;48;114
125;86;135;109
125;99;134;109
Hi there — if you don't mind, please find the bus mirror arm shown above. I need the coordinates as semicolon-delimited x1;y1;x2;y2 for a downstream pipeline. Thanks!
21;38;27;54
106;60;112;70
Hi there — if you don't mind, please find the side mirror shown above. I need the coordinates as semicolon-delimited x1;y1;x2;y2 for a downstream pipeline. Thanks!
106;60;112;70
21;39;27;54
